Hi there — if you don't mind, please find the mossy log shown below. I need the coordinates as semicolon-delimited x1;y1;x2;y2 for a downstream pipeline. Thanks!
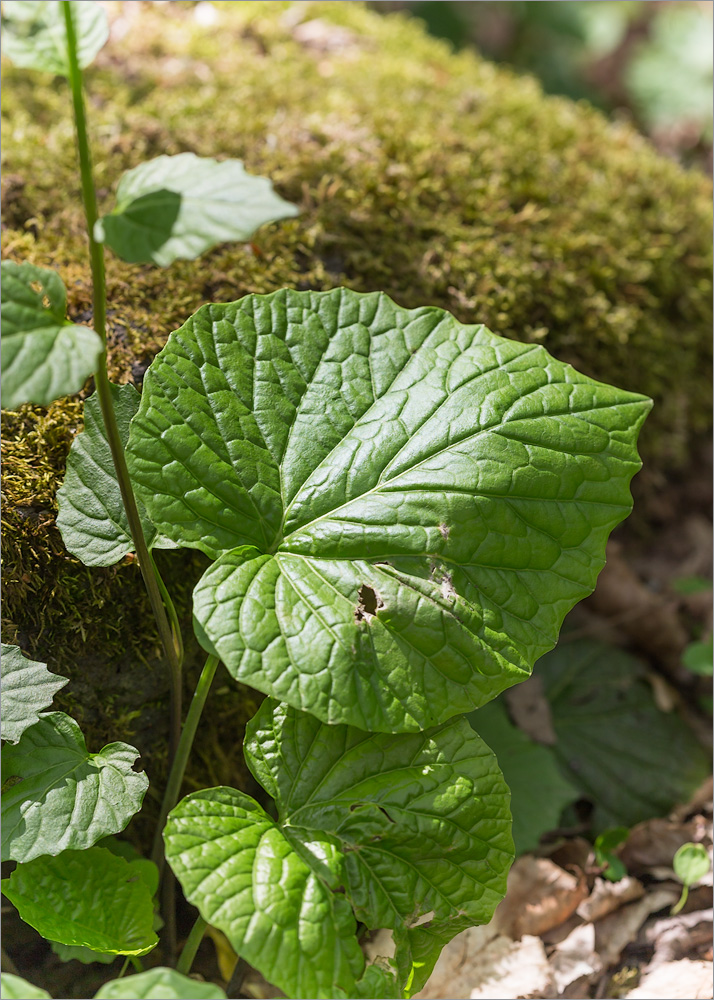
2;1;711;804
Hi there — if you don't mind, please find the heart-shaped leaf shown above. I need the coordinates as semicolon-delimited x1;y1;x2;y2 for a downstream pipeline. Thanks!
1;1;108;75
1;644;68;744
1;261;103;409
164;702;511;999
94;153;298;266
2;712;149;863
1;847;158;956
93;967;228;999
0;974;52;999
56;383;178;566
127;288;651;733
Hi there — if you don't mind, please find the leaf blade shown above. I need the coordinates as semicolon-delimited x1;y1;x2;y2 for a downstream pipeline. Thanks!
1;712;149;863
1;261;103;409
1;848;158;955
93;967;227;999
1;1;108;75
95;154;298;265
1;644;68;744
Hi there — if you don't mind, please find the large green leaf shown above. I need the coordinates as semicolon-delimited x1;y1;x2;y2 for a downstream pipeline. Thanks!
1;847;158;955
127;288;651;732
1;712;149;863
1;261;103;409
0;974;52;999
1;644;68;744
467;699;579;855
164;702;511;999
0;1;108;75
94;153;298;266
93;968;227;999
538;638;711;830
56;383;177;566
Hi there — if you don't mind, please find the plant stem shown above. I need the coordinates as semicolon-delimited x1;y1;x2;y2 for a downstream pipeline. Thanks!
151;653;220;873
62;1;182;758
176;915;208;976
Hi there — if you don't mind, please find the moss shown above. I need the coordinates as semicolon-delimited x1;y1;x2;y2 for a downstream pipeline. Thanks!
1;1;711;797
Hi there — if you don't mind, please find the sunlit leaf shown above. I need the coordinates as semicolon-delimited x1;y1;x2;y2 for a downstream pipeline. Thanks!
95;153;298;266
1;261;103;409
93;967;227;999
56;383;178;566
165;702;511;999
0;974;52;999
2;712;149;863
127;288;651;732
0;644;68;744
2;847;158;955
0;1;108;75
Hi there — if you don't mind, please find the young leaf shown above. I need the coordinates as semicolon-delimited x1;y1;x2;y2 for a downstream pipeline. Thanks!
56;383;178;566
94;153;298;266
1;847;158;955
673;842;711;887
1;1;108;75
127;288;652;732
1;643;68;744
0;974;52;999
1;261;103;409
467;698;579;855
164;703;512;999
93;967;228;999
2;712;149;863
537;638;711;830
682;637;713;676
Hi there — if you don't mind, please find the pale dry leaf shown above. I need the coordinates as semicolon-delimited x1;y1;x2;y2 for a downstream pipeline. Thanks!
620;818;699;873
595;889;678;967
644;908;714;966
625;959;713;999
549;922;602;994
576;876;645;923
496;856;588;938
469;935;554;1000
414;925;501;1000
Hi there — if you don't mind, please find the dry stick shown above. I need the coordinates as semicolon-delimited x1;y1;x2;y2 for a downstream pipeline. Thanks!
62;3;182;757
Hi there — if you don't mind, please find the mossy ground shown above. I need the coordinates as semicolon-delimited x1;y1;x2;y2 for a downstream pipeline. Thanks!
2;1;711;812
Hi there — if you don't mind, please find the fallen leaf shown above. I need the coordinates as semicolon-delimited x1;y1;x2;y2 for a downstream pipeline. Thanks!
644;908;713;965
414;925;501;1000
576;876;645;923
625;959;713;999
550;922;602;993
620;819;698;873
595;889;678;966
469;935;554;1000
504;675;557;746
496;856;588;938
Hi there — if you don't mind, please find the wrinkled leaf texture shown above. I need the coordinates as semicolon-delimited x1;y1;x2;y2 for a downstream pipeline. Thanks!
0;1;108;75
165;700;511;999
128;288;651;733
0;644;68;744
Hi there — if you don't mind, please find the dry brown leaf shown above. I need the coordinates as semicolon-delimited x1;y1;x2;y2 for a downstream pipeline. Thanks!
670;778;714;822
496;856;588;938
595;889;678;967
625;959;713;999
413;925;501;1000
644;908;714;965
550;922;603;994
576;876;645;923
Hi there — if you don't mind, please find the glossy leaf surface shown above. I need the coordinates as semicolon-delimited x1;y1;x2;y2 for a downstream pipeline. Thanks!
1;1;108;75
56;383;177;566
165;702;511;998
1;848;158;955
95;153;298;266
0;644;68;744
128;288;651;732
1;261;103;409
94;967;227;999
0;974;52;999
2;712;149;863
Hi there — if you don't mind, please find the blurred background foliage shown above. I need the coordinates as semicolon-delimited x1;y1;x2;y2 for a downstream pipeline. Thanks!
372;0;713;171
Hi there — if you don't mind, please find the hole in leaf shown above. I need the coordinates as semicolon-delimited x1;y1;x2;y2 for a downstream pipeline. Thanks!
29;280;43;295
355;584;384;622
438;522;450;539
